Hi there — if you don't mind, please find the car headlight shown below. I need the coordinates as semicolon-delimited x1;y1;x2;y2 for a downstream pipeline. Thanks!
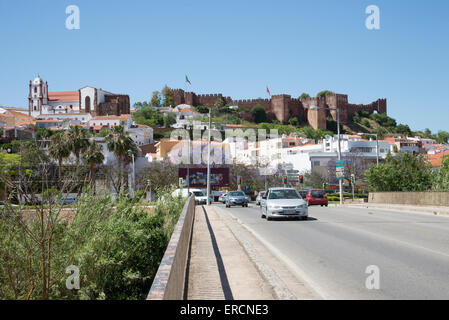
268;205;281;210
297;204;307;209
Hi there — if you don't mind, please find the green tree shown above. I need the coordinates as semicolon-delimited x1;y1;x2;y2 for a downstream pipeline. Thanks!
436;131;449;144
251;105;267;124
83;141;105;191
299;93;310;100
364;152;433;191
150;91;161;108
214;98;225;109
48;132;71;179
105;126;138;192
132;106;164;127
433;156;449;190
133;101;149;109
67;126;89;165
35;128;53;140
288;117;299;127
352;112;360;123
395;124;412;136
161;85;174;107
316;90;334;98
163;113;177;128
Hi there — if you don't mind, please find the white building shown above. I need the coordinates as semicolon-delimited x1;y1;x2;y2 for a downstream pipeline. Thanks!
28;75;130;119
88;114;133;130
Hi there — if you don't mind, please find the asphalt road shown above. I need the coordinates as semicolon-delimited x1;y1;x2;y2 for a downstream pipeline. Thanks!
213;202;449;299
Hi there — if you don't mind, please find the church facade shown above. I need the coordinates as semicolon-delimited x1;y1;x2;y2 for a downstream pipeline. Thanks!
28;76;130;119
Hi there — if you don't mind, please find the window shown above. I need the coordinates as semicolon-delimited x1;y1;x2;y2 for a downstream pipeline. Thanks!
312;160;321;166
268;189;300;200
85;96;91;113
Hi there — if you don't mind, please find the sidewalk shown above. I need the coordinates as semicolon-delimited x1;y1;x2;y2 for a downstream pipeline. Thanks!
185;205;275;300
338;202;449;216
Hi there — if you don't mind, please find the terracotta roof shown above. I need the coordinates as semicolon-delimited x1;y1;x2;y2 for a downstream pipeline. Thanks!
180;108;198;113
48;91;79;102
92;125;104;130
16;121;36;127
90;114;131;121
425;150;449;168
226;124;247;128
0;113;11;118
8;110;35;119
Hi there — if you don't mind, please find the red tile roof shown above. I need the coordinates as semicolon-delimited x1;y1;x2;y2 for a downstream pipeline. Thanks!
48;91;79;102
425;150;449;168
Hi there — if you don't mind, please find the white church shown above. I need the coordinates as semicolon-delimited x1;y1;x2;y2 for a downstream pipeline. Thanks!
28;76;130;122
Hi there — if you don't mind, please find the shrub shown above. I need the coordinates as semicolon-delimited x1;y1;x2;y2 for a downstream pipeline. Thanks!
0;188;186;300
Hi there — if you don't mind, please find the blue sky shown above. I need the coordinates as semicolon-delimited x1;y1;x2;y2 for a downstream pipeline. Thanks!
0;0;448;133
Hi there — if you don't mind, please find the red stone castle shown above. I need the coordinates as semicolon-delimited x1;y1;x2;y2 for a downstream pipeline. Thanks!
173;89;387;130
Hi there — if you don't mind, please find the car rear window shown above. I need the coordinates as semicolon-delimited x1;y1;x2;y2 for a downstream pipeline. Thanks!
311;190;325;198
229;191;244;196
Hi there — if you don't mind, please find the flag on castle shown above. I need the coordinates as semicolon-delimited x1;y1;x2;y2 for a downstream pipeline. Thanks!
185;75;191;85
266;86;271;97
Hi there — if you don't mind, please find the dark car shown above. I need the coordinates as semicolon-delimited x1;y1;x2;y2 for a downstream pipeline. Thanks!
225;190;249;208
304;189;328;206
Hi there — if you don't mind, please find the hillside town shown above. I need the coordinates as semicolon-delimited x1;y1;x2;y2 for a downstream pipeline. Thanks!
1;75;449;198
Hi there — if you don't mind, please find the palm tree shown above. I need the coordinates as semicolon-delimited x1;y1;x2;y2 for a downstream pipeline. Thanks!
48;132;71;179
67;126;89;165
105;126;138;191
83;141;104;191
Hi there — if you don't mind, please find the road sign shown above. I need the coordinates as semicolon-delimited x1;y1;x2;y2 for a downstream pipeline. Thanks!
336;160;345;181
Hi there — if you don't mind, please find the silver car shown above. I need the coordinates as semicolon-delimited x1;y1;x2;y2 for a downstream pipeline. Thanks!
260;187;308;221
256;191;266;206
225;190;249;208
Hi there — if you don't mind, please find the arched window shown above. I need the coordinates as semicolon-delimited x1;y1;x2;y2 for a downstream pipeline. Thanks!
85;96;91;113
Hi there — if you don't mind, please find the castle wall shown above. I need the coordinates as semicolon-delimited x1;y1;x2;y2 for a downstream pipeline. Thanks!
171;88;386;130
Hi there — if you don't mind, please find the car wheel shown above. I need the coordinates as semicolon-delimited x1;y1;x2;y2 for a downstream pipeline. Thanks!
261;214;265;219
325;205;328;207
267;216;272;221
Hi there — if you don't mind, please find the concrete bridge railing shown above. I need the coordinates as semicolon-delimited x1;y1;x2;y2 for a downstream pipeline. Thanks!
147;196;195;300
369;191;449;207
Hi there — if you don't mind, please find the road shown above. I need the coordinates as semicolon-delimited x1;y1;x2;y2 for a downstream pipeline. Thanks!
213;202;449;299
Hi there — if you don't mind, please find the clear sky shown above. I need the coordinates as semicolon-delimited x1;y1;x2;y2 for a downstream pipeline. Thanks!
0;0;448;133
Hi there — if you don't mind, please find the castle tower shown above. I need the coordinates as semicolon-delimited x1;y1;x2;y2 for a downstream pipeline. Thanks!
28;75;48;116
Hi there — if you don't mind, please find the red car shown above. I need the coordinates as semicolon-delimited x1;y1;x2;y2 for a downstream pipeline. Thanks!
303;189;328;206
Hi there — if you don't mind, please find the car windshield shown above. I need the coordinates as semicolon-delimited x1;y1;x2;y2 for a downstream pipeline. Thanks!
268;189;300;199
229;191;245;197
193;191;205;196
311;190;325;198
259;192;265;196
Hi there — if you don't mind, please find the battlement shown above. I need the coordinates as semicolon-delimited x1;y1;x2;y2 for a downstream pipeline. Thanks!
170;89;386;130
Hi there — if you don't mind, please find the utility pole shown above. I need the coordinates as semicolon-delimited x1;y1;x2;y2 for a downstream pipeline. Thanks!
206;107;212;205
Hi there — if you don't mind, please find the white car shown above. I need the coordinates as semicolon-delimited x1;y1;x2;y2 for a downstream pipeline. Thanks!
172;188;213;205
260;187;308;221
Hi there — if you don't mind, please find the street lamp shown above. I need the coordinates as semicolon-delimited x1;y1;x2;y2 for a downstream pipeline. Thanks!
128;150;135;197
206;107;212;205
357;132;379;165
310;106;343;205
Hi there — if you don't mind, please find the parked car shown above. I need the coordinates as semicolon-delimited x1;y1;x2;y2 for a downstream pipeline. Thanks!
225;190;249;208
303;189;328;206
219;193;228;203
260;187;308;221
256;191;266;206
